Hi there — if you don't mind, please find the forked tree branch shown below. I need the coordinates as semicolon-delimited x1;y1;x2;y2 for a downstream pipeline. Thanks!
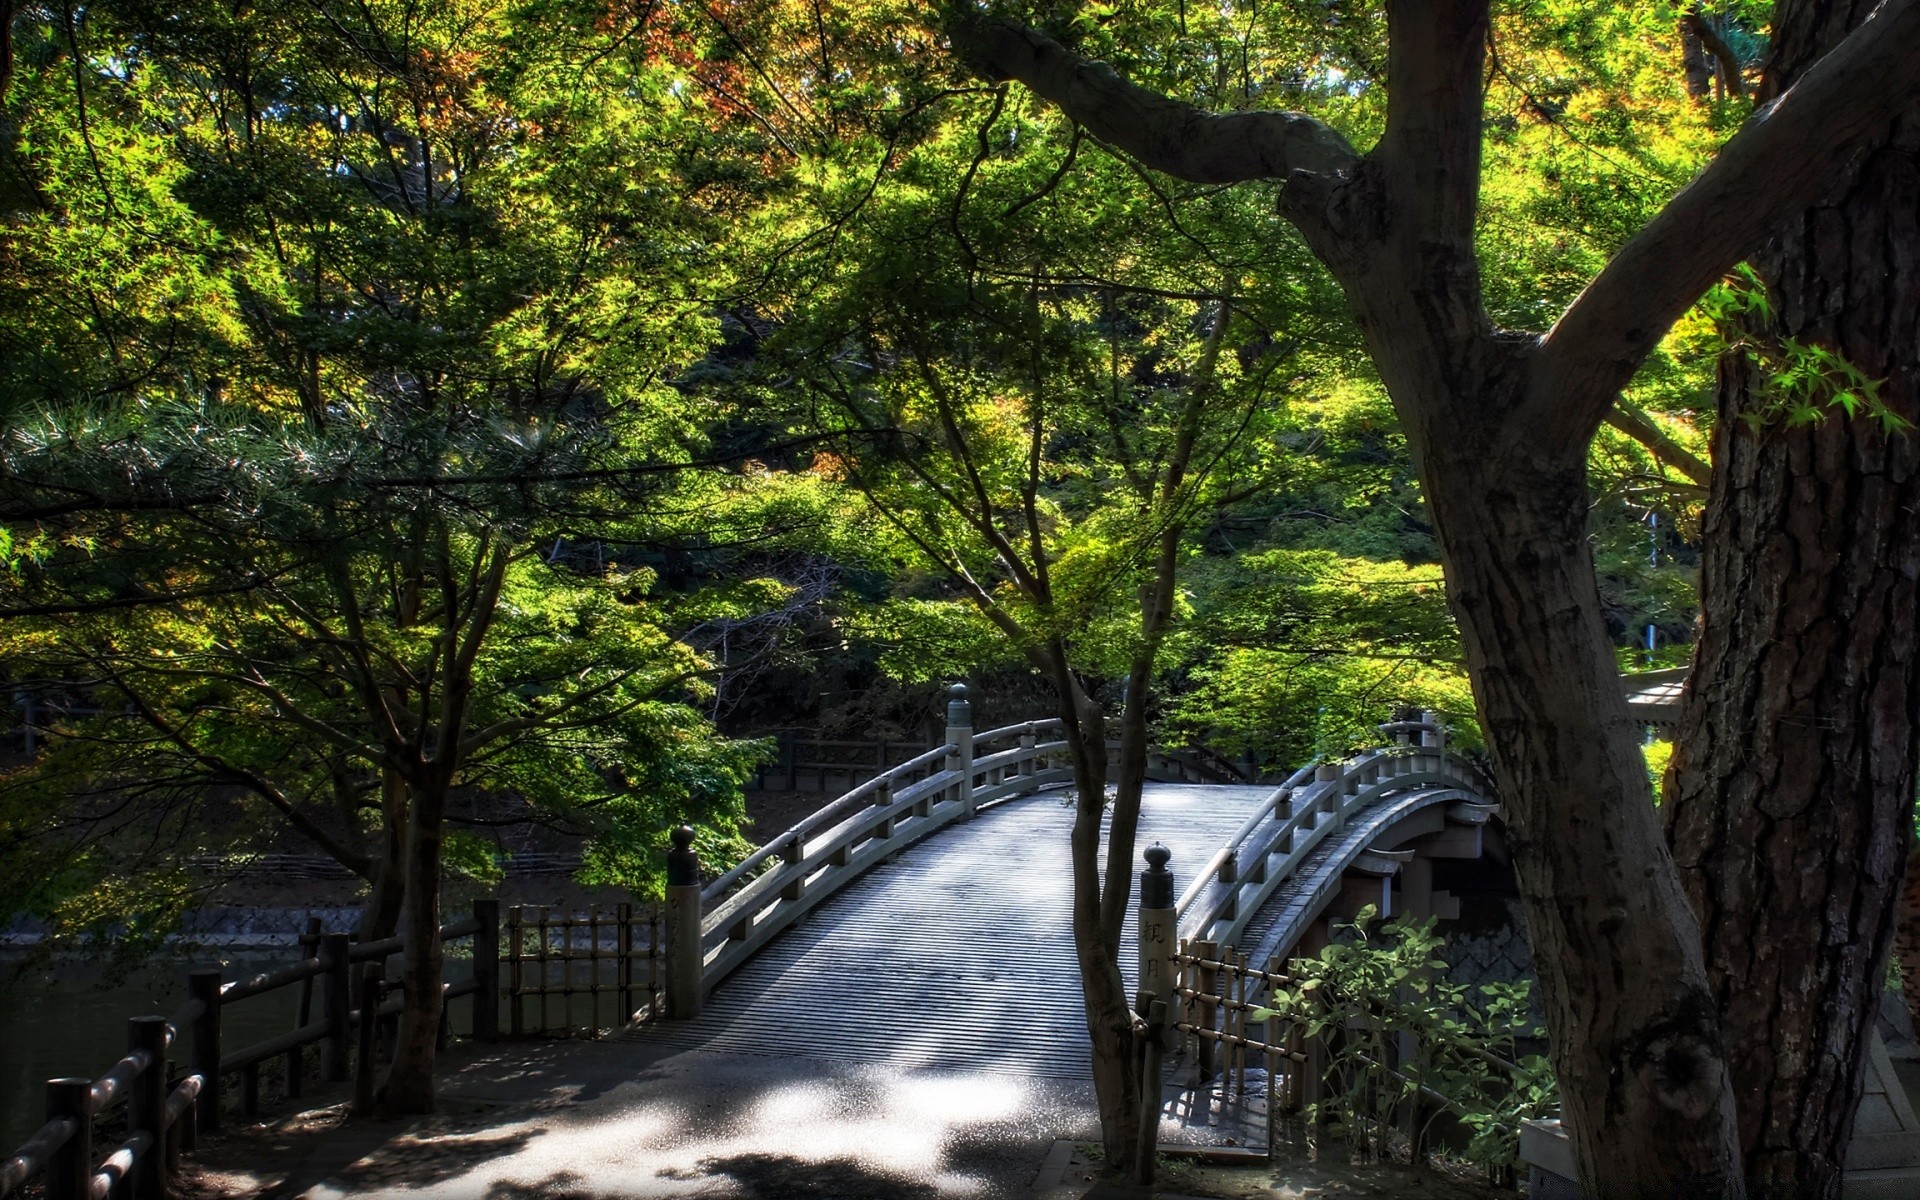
944;11;1359;184
1537;0;1920;442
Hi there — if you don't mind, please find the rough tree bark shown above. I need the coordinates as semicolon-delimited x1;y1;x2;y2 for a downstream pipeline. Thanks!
1664;5;1920;1188
946;0;1920;1189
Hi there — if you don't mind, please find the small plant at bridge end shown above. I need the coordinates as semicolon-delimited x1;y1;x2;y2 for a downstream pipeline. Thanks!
1253;907;1558;1172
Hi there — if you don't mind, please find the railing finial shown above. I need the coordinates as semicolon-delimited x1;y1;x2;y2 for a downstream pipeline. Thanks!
1140;843;1174;907
946;681;972;727
667;825;699;887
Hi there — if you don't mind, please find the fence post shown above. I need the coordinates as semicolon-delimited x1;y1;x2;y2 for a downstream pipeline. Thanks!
1136;844;1178;1037
45;1077;92;1200
945;683;975;817
472;898;500;1042
1193;939;1220;1083
1134;994;1169;1187
320;933;351;1082
665;825;703;1020
616;901;635;1022
285;916;321;1102
165;1061;190;1171
507;907;525;1036
129;1016;168;1200
187;969;222;1134
352;964;382;1117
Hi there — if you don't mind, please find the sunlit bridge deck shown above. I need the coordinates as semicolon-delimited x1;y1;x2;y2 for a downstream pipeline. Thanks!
636;782;1274;1076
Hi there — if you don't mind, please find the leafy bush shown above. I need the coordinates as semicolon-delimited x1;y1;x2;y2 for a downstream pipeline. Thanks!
1255;907;1557;1170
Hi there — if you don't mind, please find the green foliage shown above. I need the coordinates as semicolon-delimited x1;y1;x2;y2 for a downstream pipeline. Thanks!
1167;551;1475;767
1643;739;1675;794
1702;265;1910;432
1255;908;1558;1170
0;0;781;933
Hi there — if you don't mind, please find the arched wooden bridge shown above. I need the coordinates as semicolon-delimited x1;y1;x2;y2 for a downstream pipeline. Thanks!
638;691;1503;1077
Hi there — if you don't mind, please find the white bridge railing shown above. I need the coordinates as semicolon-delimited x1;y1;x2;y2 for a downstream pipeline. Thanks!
655;696;1493;1020
1171;713;1495;950
657;686;1087;1012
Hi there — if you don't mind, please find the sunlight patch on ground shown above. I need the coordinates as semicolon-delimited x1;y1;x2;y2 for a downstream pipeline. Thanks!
304;1068;1032;1198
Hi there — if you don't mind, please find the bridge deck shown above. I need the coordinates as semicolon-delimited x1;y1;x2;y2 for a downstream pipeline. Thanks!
635;782;1273;1077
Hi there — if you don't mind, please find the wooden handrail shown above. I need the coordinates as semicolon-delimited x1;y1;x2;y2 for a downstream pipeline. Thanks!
0;1118;77;1196
221;957;328;1003
1174;760;1324;921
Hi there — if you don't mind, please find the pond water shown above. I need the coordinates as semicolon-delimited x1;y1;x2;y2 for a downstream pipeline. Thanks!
0;952;305;1149
0;951;479;1152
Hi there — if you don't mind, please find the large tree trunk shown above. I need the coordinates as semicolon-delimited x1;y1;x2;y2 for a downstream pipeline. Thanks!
356;769;410;942
1663;13;1920;1182
1412;398;1743;1195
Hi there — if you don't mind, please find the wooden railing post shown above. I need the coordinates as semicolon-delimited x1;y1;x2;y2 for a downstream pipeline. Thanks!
166;1061;191;1169
1420;709;1443;774
665;825;703;1019
1133;992;1169;1188
1315;763;1342;827
351;965;381;1117
129;1016;168;1200
472;898;500;1042
287;917;320;1101
1194;939;1220;1083
507;907;525;1036
320;933;351;1082
945;683;975;817
44;1077;92;1200
613;901;634;1022
187;969;222;1134
1136;845;1178;1036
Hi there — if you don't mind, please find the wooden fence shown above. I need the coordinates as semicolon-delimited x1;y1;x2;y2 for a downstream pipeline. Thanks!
748;738;937;793
504;904;663;1035
0;902;499;1200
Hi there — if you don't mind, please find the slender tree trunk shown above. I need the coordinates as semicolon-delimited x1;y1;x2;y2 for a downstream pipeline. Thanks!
376;774;446;1117
1051;670;1143;1172
357;769;409;941
1664;18;1920;1179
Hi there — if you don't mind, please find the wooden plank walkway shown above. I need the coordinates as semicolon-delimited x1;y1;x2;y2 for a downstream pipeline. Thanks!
632;782;1273;1077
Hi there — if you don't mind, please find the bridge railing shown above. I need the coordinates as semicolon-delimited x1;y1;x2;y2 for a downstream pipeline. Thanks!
685;692;1073;998
1174;713;1494;948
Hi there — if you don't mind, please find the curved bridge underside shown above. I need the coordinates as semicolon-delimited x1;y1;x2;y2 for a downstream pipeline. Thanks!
639;771;1502;1079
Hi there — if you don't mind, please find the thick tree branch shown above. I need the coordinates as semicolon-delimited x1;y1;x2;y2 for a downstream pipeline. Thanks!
1379;0;1491;259
1536;0;1920;445
944;11;1359;185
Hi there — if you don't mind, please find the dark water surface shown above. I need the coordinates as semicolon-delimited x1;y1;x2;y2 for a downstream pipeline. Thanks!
0;952;305;1150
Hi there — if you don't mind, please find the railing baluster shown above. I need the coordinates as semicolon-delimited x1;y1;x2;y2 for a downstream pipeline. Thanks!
44;1078;91;1200
188;970;222;1134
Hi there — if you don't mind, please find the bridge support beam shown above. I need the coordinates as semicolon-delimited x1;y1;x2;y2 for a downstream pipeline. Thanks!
666;826;703;1020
